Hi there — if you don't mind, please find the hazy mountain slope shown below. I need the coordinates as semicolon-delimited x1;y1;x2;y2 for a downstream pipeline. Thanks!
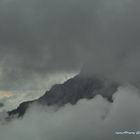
8;74;118;117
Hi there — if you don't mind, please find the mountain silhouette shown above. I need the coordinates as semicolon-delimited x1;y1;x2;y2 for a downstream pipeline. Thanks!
8;74;118;117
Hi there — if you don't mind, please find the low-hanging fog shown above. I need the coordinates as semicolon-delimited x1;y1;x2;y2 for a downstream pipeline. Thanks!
0;0;140;140
1;85;140;140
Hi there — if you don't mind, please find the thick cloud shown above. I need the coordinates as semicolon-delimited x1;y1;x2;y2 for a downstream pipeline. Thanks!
0;85;140;140
0;1;140;139
0;0;140;90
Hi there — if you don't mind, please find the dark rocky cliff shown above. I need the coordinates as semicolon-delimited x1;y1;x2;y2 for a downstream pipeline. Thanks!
8;74;118;117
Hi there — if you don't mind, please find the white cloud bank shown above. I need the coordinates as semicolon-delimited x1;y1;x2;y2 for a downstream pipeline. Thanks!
0;85;140;140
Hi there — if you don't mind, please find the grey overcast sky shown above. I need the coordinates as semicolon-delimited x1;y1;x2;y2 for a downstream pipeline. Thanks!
0;0;140;105
1;1;140;140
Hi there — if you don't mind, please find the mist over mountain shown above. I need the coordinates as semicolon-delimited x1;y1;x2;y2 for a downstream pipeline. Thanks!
0;0;140;140
8;73;118;117
1;83;140;140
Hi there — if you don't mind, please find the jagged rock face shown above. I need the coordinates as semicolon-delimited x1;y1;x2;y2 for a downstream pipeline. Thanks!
8;74;118;117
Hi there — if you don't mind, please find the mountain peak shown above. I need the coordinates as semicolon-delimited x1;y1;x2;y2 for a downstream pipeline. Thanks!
8;74;118;117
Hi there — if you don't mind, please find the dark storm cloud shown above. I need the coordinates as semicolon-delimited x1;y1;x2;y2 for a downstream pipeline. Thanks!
1;1;140;139
0;0;140;89
0;0;99;89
